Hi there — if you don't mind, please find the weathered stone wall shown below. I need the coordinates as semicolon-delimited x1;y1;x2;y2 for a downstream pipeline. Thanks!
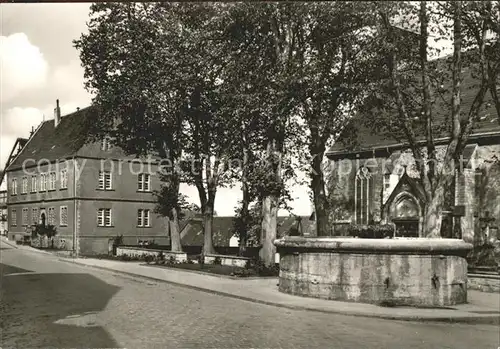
468;274;500;293
276;237;472;307
326;157;387;224
204;254;251;268
116;246;187;262
475;145;500;236
460;169;476;243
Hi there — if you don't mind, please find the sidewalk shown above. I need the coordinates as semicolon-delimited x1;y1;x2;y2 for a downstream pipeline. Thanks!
59;256;500;324
0;237;71;257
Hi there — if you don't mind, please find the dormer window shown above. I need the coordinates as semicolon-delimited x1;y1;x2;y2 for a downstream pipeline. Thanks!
101;136;111;151
137;173;151;192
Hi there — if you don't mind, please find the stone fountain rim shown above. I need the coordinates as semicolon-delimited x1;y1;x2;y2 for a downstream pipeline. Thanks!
274;236;473;253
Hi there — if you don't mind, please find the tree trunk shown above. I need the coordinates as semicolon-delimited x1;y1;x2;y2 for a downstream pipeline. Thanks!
311;145;329;237
239;192;249;256
259;194;279;266
423;186;445;238
239;124;250;256
169;207;182;252
423;171;455;238
259;139;281;267
202;188;216;255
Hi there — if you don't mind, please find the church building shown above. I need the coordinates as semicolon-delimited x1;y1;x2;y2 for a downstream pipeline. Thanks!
325;78;500;243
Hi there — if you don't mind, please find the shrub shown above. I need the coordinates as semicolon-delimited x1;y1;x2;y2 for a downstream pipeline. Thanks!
197;254;205;265
233;268;254;277
347;224;395;239
212;256;222;265
145;255;154;264
158;251;165;261
467;242;500;267
252;258;279;276
113;234;124;246
244;259;253;270
166;255;177;265
32;224;58;238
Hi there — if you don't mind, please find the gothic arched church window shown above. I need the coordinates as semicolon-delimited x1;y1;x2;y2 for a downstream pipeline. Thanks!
354;167;373;224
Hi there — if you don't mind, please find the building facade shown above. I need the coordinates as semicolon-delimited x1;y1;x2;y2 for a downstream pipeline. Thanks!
5;102;168;255
325;91;500;243
0;190;7;235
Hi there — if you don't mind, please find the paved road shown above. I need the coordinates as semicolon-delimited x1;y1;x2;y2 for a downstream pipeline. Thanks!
1;242;499;349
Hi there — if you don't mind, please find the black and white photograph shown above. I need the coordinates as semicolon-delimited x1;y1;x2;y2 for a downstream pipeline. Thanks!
1;1;499;348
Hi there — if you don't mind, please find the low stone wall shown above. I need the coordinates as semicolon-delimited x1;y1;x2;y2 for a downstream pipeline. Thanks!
274;237;473;307
31;236;70;250
468;274;500;293
204;254;251;268
116;246;187;262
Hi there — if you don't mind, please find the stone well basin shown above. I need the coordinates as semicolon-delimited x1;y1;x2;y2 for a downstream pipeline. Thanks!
274;237;473;307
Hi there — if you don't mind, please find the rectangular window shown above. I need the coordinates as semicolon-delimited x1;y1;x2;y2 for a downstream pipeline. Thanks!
31;175;37;192
11;209;17;226
137;209;151;227
21;177;28;194
137;209;143;226
22;208;28;226
40;174;47;191
60;169;68;189
32;208;39;225
98;171;112;190
11;178;17;195
49;172;56;190
138;174;151;192
48;207;56;225
97;208;112;227
60;206;68;226
144;209;150;227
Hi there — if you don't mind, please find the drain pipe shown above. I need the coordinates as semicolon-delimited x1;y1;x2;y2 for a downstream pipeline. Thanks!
73;157;78;258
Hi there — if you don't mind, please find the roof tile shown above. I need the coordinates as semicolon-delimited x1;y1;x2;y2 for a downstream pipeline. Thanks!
6;107;96;171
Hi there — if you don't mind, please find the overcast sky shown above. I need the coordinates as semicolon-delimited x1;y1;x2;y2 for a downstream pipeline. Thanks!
0;4;312;216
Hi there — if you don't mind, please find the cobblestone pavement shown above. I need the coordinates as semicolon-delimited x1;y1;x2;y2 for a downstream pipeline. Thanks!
1;243;499;349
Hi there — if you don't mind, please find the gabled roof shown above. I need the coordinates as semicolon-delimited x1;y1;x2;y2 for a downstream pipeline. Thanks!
1;137;29;183
181;216;234;247
6;107;96;172
383;169;427;214
327;61;500;158
180;215;313;247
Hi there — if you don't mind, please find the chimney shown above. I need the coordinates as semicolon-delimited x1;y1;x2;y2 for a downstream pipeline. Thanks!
54;99;61;127
29;126;34;138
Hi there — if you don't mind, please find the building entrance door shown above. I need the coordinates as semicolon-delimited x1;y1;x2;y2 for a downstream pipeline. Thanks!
392;218;419;237
388;193;421;237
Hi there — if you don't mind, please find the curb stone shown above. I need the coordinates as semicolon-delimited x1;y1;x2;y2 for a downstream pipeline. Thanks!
144;263;278;280
58;258;500;325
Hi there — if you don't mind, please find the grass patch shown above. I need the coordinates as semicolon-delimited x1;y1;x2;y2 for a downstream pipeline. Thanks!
151;262;259;277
